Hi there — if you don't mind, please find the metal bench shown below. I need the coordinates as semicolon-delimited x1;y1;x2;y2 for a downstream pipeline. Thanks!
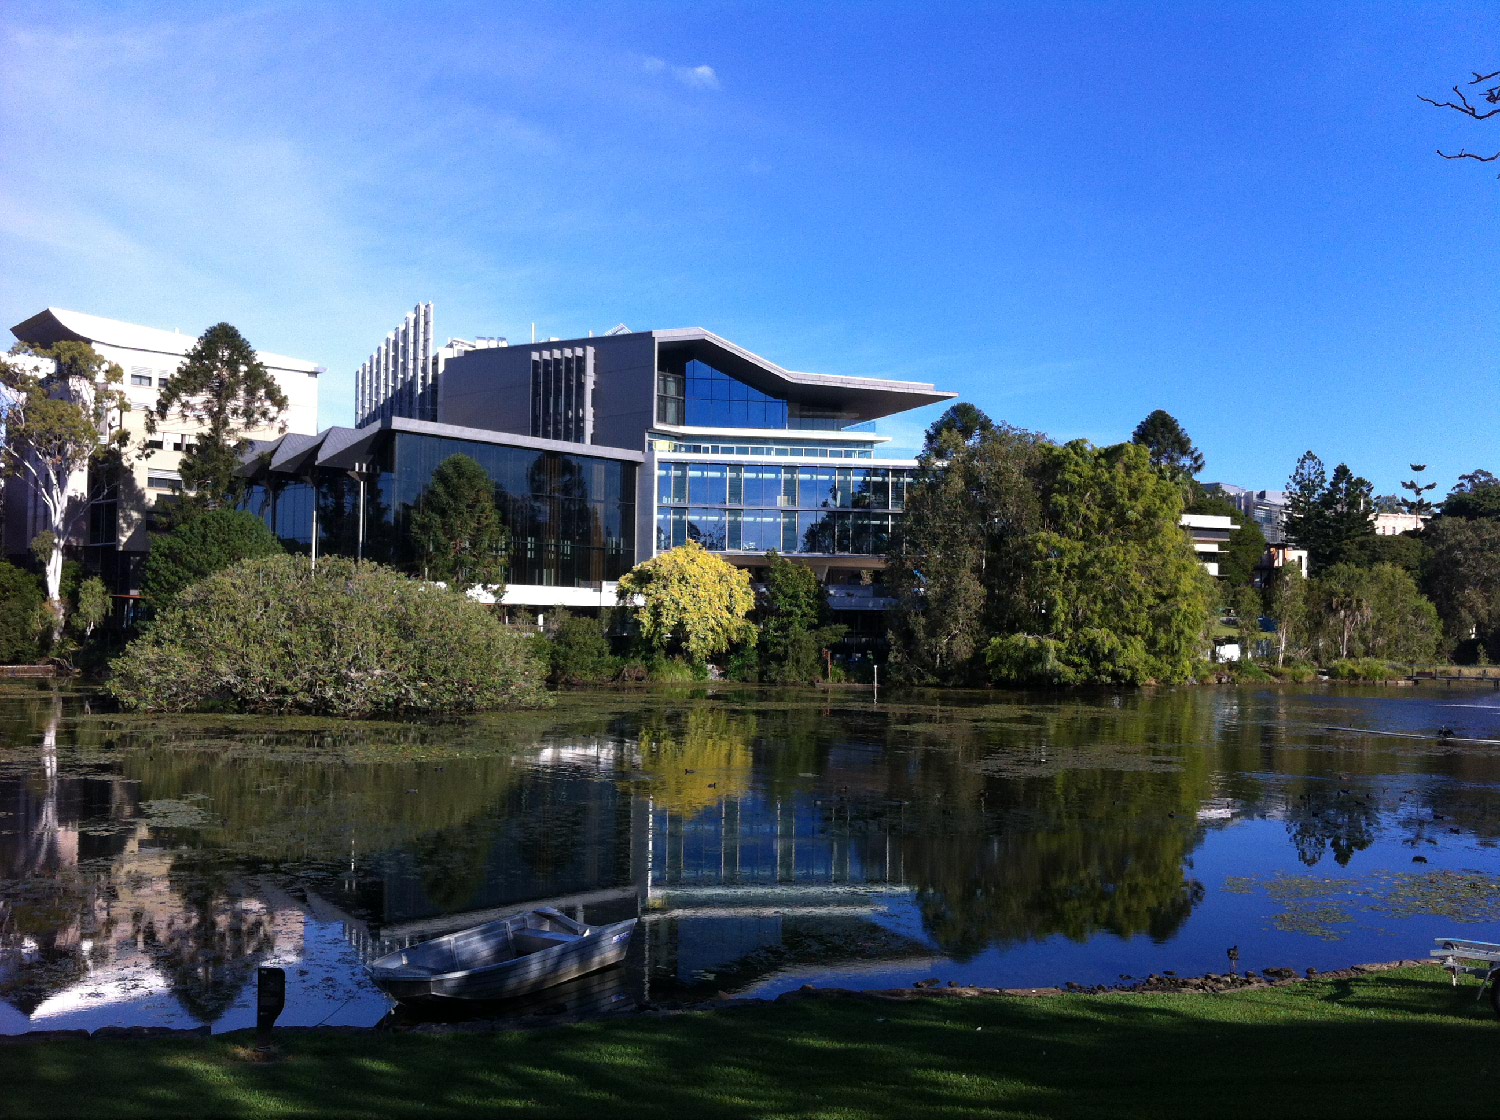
1429;938;1500;1016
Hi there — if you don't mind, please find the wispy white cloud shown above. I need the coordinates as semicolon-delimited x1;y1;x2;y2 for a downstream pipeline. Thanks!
642;56;720;90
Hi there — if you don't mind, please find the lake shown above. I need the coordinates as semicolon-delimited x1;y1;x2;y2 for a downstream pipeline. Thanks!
3;681;1500;1034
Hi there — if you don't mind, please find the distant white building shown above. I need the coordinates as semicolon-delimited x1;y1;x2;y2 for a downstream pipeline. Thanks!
1180;513;1235;578
1374;511;1427;536
4;308;322;594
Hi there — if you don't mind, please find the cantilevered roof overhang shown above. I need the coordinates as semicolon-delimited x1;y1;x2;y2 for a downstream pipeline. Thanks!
651;328;955;423
12;307;320;374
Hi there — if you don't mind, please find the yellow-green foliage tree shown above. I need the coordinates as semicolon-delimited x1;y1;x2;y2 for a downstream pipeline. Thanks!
617;541;756;663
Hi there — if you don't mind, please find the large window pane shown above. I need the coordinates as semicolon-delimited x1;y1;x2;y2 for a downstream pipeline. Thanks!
687;508;726;550
688;463;726;505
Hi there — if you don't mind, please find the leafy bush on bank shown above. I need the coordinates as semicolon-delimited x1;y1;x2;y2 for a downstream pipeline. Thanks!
1325;658;1407;682
142;509;283;612
110;555;546;716
0;560;43;664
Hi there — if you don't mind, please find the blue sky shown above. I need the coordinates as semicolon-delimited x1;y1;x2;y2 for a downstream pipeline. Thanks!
1;2;1495;496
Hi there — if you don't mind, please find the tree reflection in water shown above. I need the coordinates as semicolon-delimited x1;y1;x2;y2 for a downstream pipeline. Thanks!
146;851;275;1022
6;684;1500;1029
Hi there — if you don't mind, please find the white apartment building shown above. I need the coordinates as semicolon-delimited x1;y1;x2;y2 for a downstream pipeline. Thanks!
4;308;322;593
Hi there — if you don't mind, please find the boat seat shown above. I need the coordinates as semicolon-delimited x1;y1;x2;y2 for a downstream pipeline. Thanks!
512;929;579;953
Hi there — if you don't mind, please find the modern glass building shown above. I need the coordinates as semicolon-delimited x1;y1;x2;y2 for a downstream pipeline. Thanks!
247;318;954;613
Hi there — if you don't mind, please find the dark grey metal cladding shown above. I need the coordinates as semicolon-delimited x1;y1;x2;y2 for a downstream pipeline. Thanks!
438;332;656;453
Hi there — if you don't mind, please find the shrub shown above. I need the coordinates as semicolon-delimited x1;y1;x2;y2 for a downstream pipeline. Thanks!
110;555;546;716
1235;662;1275;682
142;509;282;612
548;612;615;685
1326;658;1406;682
0;561;43;663
1272;661;1319;683
725;645;760;682
648;657;706;683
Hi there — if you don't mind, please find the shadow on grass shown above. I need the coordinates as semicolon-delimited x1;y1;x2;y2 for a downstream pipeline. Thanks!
9;969;1499;1120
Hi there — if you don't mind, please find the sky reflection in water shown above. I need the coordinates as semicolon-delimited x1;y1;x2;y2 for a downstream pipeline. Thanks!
2;683;1500;1033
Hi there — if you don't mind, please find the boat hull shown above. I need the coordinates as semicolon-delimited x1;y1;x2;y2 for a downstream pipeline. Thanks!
370;918;637;1004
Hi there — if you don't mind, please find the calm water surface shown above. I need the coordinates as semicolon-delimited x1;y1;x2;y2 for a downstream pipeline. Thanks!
3;682;1500;1034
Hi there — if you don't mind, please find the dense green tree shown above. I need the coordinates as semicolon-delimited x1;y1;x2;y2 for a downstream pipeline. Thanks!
1441;470;1500;520
1344;531;1427;576
887;420;1046;682
0;343;130;633
110;555;544;716
1422;516;1500;658
1283;452;1328;562
152;323;289;512
985;441;1215;686
1233;585;1263;660
616;542;756;664
1130;410;1204;481
1306;563;1441;664
0;560;43;663
408;454;509;593
142;509;283;612
922;402;995;453
757;552;843;683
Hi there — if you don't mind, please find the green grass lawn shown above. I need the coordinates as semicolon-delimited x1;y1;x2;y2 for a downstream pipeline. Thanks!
7;967;1499;1119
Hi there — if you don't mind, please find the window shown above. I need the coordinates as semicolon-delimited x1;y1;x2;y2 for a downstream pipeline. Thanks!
145;437;164;451
657;463;687;505
656;370;684;426
158;376;173;388
687;464;726;505
147;471;182;492
130;373;152;387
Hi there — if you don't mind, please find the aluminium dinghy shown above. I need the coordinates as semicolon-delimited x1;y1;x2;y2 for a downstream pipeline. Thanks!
367;907;637;1003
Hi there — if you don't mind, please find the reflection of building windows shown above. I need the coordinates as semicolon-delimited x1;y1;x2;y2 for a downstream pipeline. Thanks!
657;508;686;550
147;470;182;492
658;463;687;505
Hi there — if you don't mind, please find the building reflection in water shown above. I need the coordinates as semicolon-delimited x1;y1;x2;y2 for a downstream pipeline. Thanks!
5;685;1498;1033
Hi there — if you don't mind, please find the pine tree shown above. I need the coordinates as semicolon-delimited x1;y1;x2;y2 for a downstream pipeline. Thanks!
1130;410;1205;481
1284;452;1328;568
408;455;509;593
153;323;289;513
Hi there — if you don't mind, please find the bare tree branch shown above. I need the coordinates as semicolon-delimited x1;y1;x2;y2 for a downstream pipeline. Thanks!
1436;148;1500;162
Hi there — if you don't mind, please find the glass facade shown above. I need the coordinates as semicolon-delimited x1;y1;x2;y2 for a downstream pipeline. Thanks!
655;357;868;432
656;462;910;556
244;432;637;587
